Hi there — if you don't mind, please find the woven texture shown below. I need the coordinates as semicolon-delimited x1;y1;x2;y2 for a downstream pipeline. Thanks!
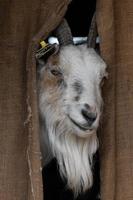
97;0;133;199
0;0;70;199
0;0;133;199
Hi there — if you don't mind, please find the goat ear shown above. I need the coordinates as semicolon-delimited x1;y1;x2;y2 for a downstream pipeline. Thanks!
36;44;59;69
47;46;60;66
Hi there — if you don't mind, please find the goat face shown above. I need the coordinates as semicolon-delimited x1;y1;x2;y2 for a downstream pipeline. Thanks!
39;45;107;138
38;44;107;195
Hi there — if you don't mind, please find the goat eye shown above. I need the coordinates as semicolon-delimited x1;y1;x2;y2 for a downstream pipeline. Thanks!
50;69;62;76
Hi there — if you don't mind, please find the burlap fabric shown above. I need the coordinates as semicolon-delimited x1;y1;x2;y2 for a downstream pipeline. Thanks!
0;0;70;199
97;0;133;199
0;0;133;199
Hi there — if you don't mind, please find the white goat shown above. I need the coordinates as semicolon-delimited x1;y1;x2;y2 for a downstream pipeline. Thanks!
38;20;107;196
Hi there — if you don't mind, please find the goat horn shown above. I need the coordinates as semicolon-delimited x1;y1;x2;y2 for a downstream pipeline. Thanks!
87;12;97;48
54;19;73;46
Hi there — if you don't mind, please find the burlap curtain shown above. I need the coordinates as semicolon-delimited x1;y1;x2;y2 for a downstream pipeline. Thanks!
97;0;133;200
0;0;70;199
0;0;133;200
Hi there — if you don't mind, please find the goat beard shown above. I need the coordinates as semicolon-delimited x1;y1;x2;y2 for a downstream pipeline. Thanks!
46;118;99;197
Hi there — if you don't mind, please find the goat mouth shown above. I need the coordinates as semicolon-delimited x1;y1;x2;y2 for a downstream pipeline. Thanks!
68;116;92;131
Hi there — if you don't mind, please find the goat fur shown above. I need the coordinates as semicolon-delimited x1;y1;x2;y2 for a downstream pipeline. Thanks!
38;44;107;196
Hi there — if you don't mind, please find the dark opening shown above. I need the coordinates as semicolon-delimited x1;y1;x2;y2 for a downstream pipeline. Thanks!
65;0;96;37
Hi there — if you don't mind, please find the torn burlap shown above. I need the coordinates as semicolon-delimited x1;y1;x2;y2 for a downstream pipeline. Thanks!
1;0;133;199
0;0;70;199
97;0;133;200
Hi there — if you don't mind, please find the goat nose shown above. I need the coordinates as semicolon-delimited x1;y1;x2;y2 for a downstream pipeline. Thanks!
81;108;97;126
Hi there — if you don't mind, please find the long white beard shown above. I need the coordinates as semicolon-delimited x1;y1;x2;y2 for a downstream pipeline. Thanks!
45;118;99;196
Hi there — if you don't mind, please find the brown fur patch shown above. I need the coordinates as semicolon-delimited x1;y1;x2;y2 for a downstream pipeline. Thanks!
40;54;62;105
48;54;60;66
41;53;60;83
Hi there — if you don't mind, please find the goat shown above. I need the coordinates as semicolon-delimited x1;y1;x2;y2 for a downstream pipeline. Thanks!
38;19;107;197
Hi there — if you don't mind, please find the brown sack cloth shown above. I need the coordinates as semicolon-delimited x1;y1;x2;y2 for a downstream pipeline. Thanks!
97;0;133;200
0;0;133;199
0;0;70;199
